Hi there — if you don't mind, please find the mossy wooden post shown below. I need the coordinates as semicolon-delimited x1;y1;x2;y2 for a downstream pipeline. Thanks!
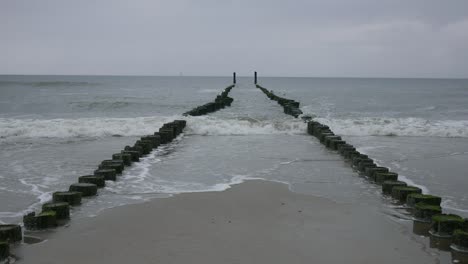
413;204;442;235
406;194;441;207
331;140;346;150
430;214;465;251
53;191;82;205
352;155;369;166
134;141;152;154
358;161;376;173
99;160;124;174
174;120;187;129
159;129;174;142
141;135;161;148
451;230;468;263
38;211;57;228
432;215;465;235
121;150;140;162
375;172;398;185
325;136;341;147
345;150;360;160
254;71;257;84
124;146;144;156
338;145;355;156
307;121;318;135
233;72;236;84
69;183;98;197
79;175;105;188
391;186;422;203
24;211;57;229
365;167;389;181
382;180;407;195
94;169;117;181
0;225;22;243
112;153;132;166
0;241;9;261
321;134;339;144
42;202;70;220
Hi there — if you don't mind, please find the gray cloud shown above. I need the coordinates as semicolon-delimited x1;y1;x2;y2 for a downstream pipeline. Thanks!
1;0;468;77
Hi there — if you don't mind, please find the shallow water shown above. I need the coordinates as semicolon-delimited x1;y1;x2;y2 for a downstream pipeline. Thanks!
0;75;467;228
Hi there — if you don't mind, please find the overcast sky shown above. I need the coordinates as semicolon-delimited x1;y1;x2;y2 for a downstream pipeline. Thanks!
1;0;468;77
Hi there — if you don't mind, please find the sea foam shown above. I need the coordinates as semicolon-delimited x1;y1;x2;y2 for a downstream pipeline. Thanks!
0;116;306;141
315;117;468;138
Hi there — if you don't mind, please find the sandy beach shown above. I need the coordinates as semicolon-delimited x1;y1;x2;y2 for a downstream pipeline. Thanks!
17;180;439;264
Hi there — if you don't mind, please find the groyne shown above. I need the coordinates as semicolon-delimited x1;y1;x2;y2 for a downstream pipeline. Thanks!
183;84;235;116
256;84;303;118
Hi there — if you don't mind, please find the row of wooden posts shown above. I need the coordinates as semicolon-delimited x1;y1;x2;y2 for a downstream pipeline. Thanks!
306;117;468;261
183;85;235;116
256;84;303;118
255;80;467;262
0;120;187;261
1;81;237;261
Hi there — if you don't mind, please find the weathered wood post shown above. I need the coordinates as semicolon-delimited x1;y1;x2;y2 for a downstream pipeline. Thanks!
254;71;257;84
233;72;236;84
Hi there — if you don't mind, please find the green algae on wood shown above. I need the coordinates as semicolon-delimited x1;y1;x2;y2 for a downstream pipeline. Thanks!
392;186;422;202
0;241;9;260
358;161;376;172
345;150;361;160
99;162;124;174
414;203;442;220
0;225;22;243
141;135;161;148
365;167;389;180
431;214;465;235
42;202;70;220
112;153;132;166
338;145;355;155
330;140;346;150
24;211;58;230
37;211;57;227
121;150;140;162
406;193;441;207
382;180;407;195
53;191;82;205
69;183;98;197
375;172;398;184
79;175;105;187
94;169;117;181
134;141;152;154
453;229;468;249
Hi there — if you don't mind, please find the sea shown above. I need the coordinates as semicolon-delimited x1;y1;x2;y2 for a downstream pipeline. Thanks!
1;75;467;233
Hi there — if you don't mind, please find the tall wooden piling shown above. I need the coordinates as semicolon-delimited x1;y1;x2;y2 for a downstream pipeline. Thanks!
254;71;258;84
233;72;236;84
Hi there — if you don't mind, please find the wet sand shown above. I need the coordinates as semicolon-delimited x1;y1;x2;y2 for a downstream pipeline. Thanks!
17;180;437;264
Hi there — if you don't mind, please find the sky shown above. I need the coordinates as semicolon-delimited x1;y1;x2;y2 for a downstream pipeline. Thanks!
1;0;468;78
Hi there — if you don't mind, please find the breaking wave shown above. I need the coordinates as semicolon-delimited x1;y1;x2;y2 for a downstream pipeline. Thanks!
315;117;468;137
1;115;466;140
0;116;306;140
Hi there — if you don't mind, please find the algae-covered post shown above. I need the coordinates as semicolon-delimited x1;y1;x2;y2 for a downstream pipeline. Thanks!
429;214;465;251
0;225;22;243
0;241;9;260
233;72;236;84
254;71;257;84
451;229;468;263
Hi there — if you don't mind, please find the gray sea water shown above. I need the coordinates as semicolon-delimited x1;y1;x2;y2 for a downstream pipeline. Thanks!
1;75;467;233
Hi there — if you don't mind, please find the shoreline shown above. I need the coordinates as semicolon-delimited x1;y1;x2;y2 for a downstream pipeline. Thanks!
16;180;441;264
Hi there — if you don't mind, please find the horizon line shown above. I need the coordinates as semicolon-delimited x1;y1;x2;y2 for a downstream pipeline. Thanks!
1;73;467;80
